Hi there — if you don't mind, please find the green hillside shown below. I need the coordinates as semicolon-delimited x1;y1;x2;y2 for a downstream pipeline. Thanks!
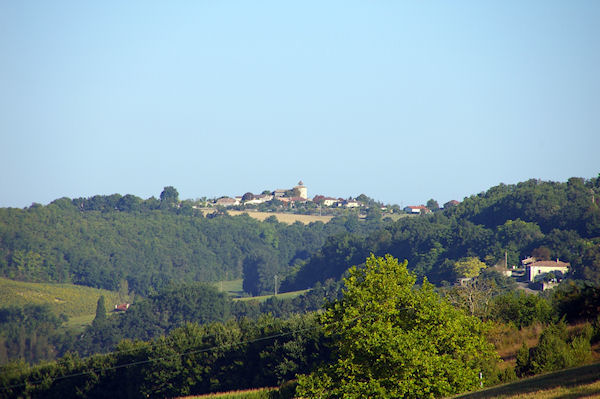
0;277;121;318
0;196;364;297
454;361;600;398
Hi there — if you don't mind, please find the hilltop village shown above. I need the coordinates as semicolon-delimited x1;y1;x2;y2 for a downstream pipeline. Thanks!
207;180;457;215
206;181;573;292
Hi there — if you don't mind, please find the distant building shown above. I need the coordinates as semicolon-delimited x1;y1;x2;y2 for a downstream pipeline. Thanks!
274;189;287;198
526;259;570;282
322;197;339;207
343;199;361;208
244;194;273;205
443;200;460;209
403;205;431;214
295;181;308;199
279;196;308;204
215;197;240;207
114;303;130;312
274;181;309;200
521;256;537;266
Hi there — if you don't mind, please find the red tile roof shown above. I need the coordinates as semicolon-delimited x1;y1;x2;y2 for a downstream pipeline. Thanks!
406;205;428;210
530;260;570;268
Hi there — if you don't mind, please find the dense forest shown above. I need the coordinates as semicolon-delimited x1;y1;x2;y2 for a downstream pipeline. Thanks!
1;176;600;397
0;187;384;297
283;176;600;290
2;256;599;399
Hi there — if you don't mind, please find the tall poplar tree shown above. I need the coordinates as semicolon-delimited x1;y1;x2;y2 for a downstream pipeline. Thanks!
93;295;107;325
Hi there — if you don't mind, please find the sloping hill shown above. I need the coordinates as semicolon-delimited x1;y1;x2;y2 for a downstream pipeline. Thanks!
0;277;121;318
454;362;600;398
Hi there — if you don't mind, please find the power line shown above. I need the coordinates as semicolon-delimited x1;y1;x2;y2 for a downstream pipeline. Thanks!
0;319;323;392
1;308;411;393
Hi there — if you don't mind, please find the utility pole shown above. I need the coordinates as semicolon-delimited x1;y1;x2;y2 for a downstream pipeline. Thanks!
274;274;278;296
505;251;508;269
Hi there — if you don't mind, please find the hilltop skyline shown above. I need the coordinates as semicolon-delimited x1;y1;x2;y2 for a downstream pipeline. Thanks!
1;1;599;208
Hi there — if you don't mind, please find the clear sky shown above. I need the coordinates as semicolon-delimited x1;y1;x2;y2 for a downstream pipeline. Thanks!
1;1;599;208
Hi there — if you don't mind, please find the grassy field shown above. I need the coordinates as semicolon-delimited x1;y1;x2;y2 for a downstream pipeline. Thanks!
454;362;600;398
202;208;415;224
213;279;245;297
223;210;333;225
214;278;311;303
199;207;333;224
0;277;122;318
235;289;311;303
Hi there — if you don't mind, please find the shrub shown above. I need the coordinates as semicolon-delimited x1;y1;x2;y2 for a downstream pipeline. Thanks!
520;321;593;376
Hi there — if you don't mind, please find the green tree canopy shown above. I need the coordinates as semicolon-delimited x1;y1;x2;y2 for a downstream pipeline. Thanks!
297;254;497;399
454;257;487;279
427;198;440;211
159;186;179;207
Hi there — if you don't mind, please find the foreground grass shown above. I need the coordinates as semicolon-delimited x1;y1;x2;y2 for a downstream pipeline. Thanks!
501;379;600;398
455;362;600;398
180;387;277;398
0;277;121;318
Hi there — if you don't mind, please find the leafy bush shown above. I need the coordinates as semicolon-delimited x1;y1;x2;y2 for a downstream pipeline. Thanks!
488;291;555;328
519;321;593;376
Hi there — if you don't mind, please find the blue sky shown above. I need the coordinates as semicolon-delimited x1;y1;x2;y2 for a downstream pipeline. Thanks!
1;1;599;208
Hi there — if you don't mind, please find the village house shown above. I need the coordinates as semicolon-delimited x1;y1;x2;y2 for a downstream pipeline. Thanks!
215;197;240;207
526;259;570;282
273;181;308;200
343;199;361;208
243;194;273;205
273;189;287;198
278;196;309;205
403;205;431;214
322;197;339;207
114;303;130;312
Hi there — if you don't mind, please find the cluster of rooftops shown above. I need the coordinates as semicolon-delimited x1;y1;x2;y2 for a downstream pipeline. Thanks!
211;181;458;212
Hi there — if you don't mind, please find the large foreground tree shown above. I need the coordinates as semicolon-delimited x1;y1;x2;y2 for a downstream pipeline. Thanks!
297;254;498;399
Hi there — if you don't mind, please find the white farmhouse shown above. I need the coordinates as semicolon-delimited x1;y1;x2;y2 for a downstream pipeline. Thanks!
526;259;570;282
